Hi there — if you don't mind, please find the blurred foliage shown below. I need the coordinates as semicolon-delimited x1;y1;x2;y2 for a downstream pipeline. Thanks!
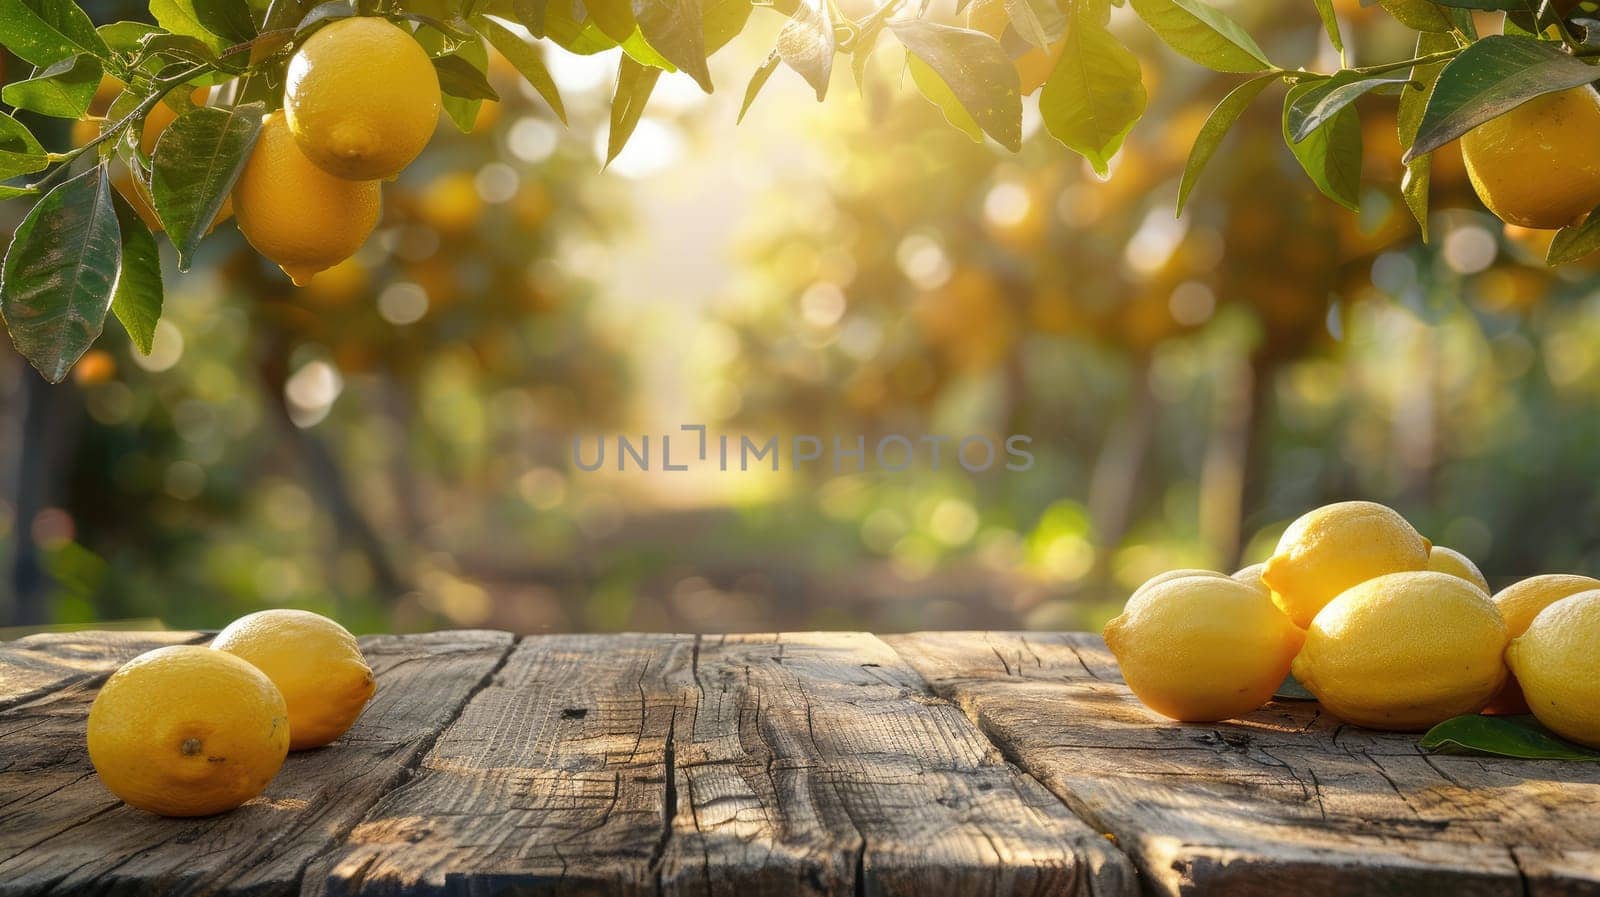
3;1;1600;636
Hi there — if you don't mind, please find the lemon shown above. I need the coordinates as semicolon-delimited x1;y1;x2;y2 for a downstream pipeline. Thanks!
232;111;382;286
1425;545;1489;594
1103;576;1303;722
1506;590;1600;748
212;609;376;750
285;17;441;180
1129;568;1227;601
1230;562;1271;598
1292;571;1508;731
1262;501;1430;628
1460;87;1600;229
87;645;288;816
1483;573;1600;714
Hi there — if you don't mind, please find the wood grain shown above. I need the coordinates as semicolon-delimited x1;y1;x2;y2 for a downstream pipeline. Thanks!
659;632;1133;897
0;630;513;897
885;631;1600;897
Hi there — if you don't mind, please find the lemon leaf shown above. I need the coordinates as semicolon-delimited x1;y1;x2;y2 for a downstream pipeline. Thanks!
1311;0;1342;54
476;15;567;124
1397;32;1453;241
1;53;102;120
1176;73;1274;216
0;112;48;181
1282;79;1362;212
1547;208;1600;265
606;55;662;167
149;103;264;271
633;0;711;91
1378;0;1453;31
776;0;835;101
1128;0;1269;74
0;165;122;384
1039;12;1147;176
1421;715;1600;761
1286;72;1407;145
0;0;108;67
892;20;1022;152
738;51;780;124
110;191;164;357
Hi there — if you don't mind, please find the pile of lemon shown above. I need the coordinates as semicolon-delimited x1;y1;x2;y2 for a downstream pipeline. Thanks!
1105;501;1600;747
86;609;375;817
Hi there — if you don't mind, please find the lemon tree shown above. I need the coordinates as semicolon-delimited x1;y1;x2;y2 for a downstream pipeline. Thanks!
3;0;1600;382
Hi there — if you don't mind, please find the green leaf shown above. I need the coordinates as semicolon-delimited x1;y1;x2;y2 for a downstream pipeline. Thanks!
1039;12;1147;176
1176;73;1275;216
606;55;662;166
702;0;751;53
0;0;107;67
197;0;258;45
633;0;711;90
434;53;501;101
475;15;567;123
0;112;50;181
907;53;982;142
0;165;122;383
1407;35;1600;161
1421;715;1600;761
1282;78;1362;212
892;20;1022;151
775;0;836;100
1379;0;1453;31
1312;0;1342;53
1273;673;1316;701
1004;0;1066;49
97;21;160;55
1128;0;1270;73
0;184;39;200
622;29;678;71
738;51;780;123
1398;31;1453;241
1;54;102;119
151;0;232;54
150;103;264;271
587;0;636;43
109;191;163;356
1287;72;1409;144
1432;0;1525;9
1548;207;1600;264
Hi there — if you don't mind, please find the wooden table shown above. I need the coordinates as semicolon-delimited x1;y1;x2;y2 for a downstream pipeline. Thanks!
2;631;1598;896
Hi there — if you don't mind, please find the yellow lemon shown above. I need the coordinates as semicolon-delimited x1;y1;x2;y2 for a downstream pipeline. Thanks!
1484;573;1600;714
1425;545;1489;594
1292;571;1508;731
285;17;441;180
212;609;376;750
1230;562;1271;599
87;645;288;816
1506;590;1600;748
1129;568;1228;602
232;111;382;286
1103;576;1303;722
1262;501;1430;628
1460;87;1600;229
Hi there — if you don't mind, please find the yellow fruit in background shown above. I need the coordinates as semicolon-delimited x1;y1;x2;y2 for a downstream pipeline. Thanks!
87;645;288;816
1262;501;1430;628
212;609;376;750
1506;590;1600;748
1103;576;1303;722
285;17;441;180
965;0;1009;37
1483;573;1600;714
1460;87;1600;229
1230;562;1271;599
417;170;484;235
1425;545;1489;594
1129;568;1227;602
233;112;382;286
1292;571;1508;731
1014;40;1064;96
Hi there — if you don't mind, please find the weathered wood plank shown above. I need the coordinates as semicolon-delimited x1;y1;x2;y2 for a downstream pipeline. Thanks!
315;633;691;896
660;632;1134;897
0;630;514;897
886;631;1600;897
0;630;205;710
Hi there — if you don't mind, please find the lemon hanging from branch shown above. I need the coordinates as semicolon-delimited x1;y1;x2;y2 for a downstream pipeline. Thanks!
1460;87;1600;231
285;17;442;181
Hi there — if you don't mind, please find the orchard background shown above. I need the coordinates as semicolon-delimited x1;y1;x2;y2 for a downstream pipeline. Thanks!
2;0;1600;633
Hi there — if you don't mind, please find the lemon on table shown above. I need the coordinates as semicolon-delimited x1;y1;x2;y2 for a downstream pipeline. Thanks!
87;645;288;816
1104;576;1303;722
232;111;382;286
1262;501;1430;628
1460;87;1600;230
1506;590;1600;748
285;17;441;180
212;609;375;750
1425;545;1490;594
1483;573;1600;714
1292;571;1508;731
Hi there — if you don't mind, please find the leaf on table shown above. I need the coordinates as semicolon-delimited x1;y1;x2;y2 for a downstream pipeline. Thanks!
150;103;265;271
633;0;711;90
776;0;835;101
892;20;1022;152
1421;715;1600;761
0;166;123;383
0;111;50;181
0;0;108;67
1176;73;1274;216
606;55;662;166
1039;11;1146;176
1282;78;1362;212
1407;35;1600;161
476;15;567;123
110;192;164;356
1128;0;1270;73
2;53;103;120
